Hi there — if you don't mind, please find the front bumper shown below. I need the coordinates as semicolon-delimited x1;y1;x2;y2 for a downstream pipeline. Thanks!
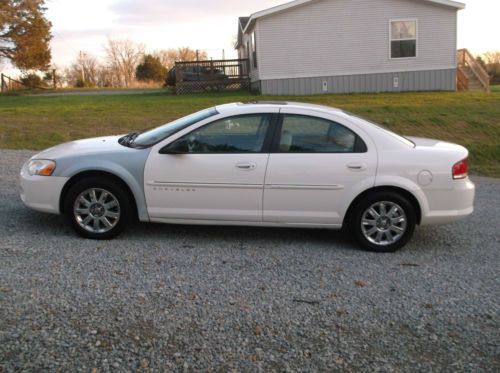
20;166;69;215
421;178;475;225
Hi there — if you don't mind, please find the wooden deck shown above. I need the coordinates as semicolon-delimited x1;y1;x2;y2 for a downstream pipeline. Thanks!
174;59;250;94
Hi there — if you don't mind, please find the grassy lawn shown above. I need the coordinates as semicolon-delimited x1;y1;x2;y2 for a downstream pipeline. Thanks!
0;89;499;177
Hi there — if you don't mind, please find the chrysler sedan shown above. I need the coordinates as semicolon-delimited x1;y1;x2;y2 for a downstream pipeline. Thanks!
20;102;475;252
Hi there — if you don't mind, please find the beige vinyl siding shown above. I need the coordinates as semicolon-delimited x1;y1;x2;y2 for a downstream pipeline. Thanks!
256;0;457;80
242;24;260;82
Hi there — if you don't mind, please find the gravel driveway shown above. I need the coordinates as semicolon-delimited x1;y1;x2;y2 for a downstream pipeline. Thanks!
1;149;499;372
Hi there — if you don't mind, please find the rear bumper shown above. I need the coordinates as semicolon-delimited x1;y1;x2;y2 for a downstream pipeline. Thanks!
421;178;475;225
20;167;68;215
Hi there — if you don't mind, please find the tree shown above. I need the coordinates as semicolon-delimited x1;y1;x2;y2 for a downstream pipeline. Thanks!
0;0;52;70
481;50;500;85
476;55;487;70
155;47;208;70
64;51;100;87
135;54;167;82
95;65;119;88
42;69;60;88
482;50;500;65
104;38;144;87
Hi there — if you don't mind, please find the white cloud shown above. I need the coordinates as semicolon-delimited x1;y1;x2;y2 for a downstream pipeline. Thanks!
109;0;284;24
46;0;285;66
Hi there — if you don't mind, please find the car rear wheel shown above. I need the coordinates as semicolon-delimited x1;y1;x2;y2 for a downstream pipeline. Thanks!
350;192;416;252
65;177;132;239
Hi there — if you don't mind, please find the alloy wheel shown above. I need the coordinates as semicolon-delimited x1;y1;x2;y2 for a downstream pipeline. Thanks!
360;201;407;246
73;188;121;234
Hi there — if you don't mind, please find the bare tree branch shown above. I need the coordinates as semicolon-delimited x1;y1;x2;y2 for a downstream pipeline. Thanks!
104;38;144;88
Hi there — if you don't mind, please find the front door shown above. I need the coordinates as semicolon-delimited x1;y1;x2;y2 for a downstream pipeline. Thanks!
263;111;376;226
144;113;275;222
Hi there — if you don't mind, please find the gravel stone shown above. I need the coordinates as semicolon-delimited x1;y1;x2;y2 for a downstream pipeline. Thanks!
0;149;499;371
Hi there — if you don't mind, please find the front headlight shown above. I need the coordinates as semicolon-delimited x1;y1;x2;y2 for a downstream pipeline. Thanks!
28;160;56;176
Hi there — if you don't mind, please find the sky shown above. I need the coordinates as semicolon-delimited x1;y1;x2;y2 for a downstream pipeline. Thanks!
46;0;287;68
4;0;500;73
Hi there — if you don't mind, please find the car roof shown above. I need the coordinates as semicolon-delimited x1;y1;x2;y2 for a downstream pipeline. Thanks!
215;102;345;116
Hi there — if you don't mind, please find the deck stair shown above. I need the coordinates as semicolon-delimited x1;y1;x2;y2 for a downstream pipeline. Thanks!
457;49;490;92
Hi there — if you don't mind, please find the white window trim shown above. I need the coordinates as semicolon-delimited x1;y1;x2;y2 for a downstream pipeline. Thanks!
389;18;418;60
251;31;258;69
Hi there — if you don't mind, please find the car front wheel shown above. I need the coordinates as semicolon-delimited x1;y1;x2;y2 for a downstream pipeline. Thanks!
65;177;132;239
351;192;416;252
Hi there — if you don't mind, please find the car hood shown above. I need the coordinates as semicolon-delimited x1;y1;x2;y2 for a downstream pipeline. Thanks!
31;135;129;160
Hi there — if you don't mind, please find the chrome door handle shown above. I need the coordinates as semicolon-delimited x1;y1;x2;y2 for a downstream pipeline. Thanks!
236;162;257;170
347;163;367;171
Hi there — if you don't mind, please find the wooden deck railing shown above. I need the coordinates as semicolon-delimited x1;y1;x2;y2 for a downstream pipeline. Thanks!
456;66;469;91
457;49;490;92
174;59;250;94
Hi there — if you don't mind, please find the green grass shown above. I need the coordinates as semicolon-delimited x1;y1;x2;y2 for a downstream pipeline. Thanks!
0;89;499;177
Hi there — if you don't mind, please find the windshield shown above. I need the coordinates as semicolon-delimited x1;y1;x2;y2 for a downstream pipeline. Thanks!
343;111;415;147
132;107;218;147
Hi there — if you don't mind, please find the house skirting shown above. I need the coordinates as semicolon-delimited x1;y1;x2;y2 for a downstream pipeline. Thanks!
254;69;456;95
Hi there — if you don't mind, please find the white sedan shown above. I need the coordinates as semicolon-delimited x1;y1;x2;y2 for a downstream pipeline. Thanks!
20;102;475;252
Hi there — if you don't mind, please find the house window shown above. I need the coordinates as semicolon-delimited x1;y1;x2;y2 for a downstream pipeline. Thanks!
251;32;257;68
390;20;417;58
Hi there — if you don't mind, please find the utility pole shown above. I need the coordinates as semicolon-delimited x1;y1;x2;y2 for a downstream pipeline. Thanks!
79;51;85;83
222;49;225;60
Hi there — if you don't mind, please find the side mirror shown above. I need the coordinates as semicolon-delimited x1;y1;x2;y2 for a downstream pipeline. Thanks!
159;139;189;154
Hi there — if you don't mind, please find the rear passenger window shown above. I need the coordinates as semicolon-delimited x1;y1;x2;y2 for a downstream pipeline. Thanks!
278;115;367;153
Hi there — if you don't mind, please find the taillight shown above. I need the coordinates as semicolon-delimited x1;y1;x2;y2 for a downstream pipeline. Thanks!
452;158;468;179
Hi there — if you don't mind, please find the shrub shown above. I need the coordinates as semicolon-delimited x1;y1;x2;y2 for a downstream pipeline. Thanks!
136;55;167;82
20;73;46;89
75;79;96;88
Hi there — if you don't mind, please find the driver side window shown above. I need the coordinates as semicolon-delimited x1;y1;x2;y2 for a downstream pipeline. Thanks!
181;114;271;153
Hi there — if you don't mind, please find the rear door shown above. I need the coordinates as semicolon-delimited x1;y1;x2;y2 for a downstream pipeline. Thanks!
263;110;376;226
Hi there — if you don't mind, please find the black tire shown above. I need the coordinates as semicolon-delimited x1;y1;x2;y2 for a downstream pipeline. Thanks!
350;192;416;252
64;177;133;239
